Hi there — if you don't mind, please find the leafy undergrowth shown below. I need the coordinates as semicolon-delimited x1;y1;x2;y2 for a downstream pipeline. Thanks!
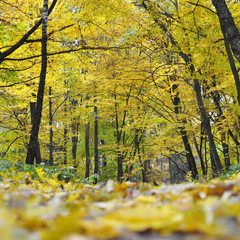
0;163;240;239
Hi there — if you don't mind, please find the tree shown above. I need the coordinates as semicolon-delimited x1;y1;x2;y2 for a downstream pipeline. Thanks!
26;0;49;164
49;87;53;166
212;0;240;63
212;0;240;105
140;0;223;175
85;94;90;179
0;0;57;64
94;97;99;183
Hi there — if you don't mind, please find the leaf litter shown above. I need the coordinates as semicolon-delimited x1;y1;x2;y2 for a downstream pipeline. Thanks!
0;176;240;239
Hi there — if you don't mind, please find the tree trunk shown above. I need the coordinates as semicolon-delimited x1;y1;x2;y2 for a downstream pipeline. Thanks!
223;37;240;105
85;94;90;179
210;88;231;168
100;140;107;178
63;127;68;165
193;79;223;175
193;133;206;175
117;151;123;182
168;157;173;184
204;133;208;175
170;82;198;179
134;129;147;182
85;121;90;179
210;153;218;178
142;144;150;182
26;0;48;165
49;87;53;166
70;99;78;167
29;102;41;164
93;100;99;184
212;0;240;64
114;94;123;182
72;132;78;166
221;133;230;168
63;99;68;165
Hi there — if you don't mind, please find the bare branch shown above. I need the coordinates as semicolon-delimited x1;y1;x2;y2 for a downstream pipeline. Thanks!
186;1;216;14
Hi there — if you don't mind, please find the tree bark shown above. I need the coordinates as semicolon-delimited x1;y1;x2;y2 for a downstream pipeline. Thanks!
223;38;240;105
63;99;68;165
29;102;41;164
170;81;198;179
193;133;206;175
180;128;198;178
168;157;174;184
93;99;99;183
85;94;90;179
193;79;223;175
71;99;79;167
100;140;107;178
114;94;123;182
210;88;231;168
210;152;218;178
72;130;78;166
212;0;240;64
85;122;90;179
26;0;48;165
49;87;53;166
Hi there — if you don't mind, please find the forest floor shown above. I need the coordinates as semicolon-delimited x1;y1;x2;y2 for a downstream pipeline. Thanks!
0;167;240;239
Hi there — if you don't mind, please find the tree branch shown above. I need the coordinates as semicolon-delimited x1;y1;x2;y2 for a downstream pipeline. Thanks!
186;1;216;14
0;0;57;64
4;45;131;61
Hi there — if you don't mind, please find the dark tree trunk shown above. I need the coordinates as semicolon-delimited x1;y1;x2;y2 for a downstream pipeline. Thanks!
29;102;41;164
204;133;208;175
85;122;90;179
144;159;148;182
117;151;123;182
237;143;240;164
100;140;107;178
142;144;150;182
210;88;231;168
114;94;123;182
213;0;240;104
168;157;173;184
85;94;90;179
180;128;198;178
193;133;206;175
210;153;218;178
63;100;68;165
223;37;240;105
193;79;223;175
49;87;53;166
70;99;78;167
212;0;240;64
113;87;131;182
134;129;147;182
26;0;48;165
221;133;230;168
63;127;68;165
72;132;78;166
170;82;198;179
93;100;99;184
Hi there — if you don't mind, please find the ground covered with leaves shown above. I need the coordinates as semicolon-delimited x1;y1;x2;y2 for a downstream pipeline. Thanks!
0;162;240;239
